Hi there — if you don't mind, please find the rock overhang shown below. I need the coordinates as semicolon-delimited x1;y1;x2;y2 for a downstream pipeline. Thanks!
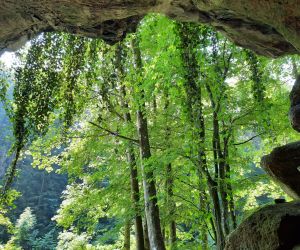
0;0;300;57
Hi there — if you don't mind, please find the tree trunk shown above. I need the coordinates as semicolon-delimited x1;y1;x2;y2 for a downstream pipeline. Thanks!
121;89;145;250
123;222;131;250
126;142;146;250
116;43;145;250
132;36;166;250
199;136;225;250
177;22;225;249
136;109;166;250
224;143;237;230
227;173;237;230
127;146;145;250
143;220;151;250
206;80;230;236
198;171;208;249
166;163;177;248
164;96;177;248
207;179;225;250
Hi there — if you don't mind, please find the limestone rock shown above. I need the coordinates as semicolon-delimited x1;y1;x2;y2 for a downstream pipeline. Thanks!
225;202;300;250
192;0;300;57
0;0;300;57
261;141;300;199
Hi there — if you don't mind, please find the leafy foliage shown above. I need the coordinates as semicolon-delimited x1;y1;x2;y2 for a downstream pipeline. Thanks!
11;207;37;249
0;13;299;249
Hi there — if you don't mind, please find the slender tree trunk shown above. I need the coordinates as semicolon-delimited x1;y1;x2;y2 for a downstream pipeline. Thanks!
227;168;237;230
193;78;225;250
198;129;225;250
210;32;236;237
143;220;151;250
123;222;131;250
207;179;225;250
210;216;217;242
195;112;210;250
216;140;230;236
1;144;22;199
136;109;165;250
224;144;237;230
166;163;177;248
164;96;176;248
132;36;166;250
128;146;145;250
197;171;208;249
121;86;145;250
177;22;225;249
116;43;145;250
206;81;230;236
37;171;45;207
169;222;176;248
127;143;145;250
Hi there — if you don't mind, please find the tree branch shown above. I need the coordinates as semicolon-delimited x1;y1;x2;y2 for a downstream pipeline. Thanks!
233;132;264;146
88;121;139;144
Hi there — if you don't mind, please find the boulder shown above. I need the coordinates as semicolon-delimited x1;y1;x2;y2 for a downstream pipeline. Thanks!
261;141;300;199
225;202;300;250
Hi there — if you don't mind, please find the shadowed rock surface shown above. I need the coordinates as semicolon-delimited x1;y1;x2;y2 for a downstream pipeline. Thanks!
225;202;300;250
261;141;300;199
0;0;300;57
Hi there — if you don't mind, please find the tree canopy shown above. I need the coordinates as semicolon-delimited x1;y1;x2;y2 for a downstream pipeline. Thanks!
0;14;299;250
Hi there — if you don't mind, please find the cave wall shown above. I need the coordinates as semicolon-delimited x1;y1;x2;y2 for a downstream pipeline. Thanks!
1;0;300;57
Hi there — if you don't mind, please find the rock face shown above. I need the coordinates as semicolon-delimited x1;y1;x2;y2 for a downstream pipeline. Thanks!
261;141;300;199
1;0;300;57
225;202;300;250
260;77;300;201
